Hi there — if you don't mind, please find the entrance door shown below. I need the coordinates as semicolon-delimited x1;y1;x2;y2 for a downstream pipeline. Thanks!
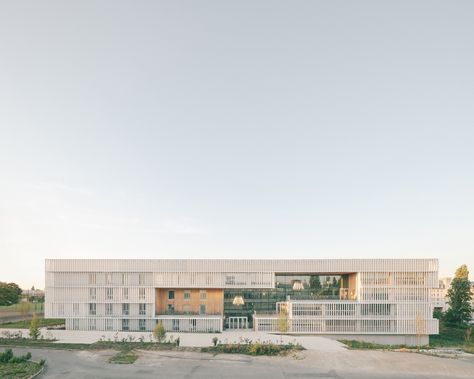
227;316;248;329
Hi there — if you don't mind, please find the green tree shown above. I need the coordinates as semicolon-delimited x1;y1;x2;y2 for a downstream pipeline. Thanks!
0;282;22;306
29;313;41;340
445;265;473;326
433;308;444;321
153;322;166;343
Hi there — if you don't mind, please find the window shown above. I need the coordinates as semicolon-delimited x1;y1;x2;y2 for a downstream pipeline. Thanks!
184;290;191;300
88;273;96;285
89;303;96;315
122;303;129;316
72;319;79;330
106;273;112;285
139;288;146;300
106;288;113;300
139;319;146;331
121;273;128;285
73;303;79;316
199;290;207;300
89;288;96;300
190;319;197;332
168;290;175;300
122;319;129;331
105;319;113;331
199;304;206;315
139;273;145;285
88;318;96;331
105;303;113;316
123;288;129;300
139;303;146;316
167;304;174;314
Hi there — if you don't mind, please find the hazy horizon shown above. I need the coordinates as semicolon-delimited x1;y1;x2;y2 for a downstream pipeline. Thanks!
1;1;473;289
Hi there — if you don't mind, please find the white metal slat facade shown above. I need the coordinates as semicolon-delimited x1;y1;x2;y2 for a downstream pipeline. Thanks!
45;258;439;337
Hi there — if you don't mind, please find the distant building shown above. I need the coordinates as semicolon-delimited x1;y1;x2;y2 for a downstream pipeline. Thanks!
45;258;439;345
22;288;45;300
431;277;452;312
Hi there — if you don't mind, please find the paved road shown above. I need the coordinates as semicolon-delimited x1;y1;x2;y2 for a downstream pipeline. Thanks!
10;347;474;379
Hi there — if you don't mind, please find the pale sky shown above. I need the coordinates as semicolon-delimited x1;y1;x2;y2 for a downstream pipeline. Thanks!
1;1;473;289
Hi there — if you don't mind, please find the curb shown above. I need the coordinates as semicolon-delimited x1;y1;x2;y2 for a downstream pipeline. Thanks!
26;360;46;379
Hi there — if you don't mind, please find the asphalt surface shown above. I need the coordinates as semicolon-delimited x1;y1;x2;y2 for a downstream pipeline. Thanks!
10;347;474;379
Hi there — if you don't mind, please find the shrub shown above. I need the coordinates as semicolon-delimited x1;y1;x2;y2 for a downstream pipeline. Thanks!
29;313;41;340
465;327;472;344
212;337;218;346
0;349;13;363
153;322;166;343
0;348;34;363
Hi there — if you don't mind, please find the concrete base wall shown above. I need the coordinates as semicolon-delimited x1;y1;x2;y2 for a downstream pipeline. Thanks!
320;334;429;346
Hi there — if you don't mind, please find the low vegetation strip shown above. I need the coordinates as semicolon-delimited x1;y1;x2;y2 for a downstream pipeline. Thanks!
201;342;304;356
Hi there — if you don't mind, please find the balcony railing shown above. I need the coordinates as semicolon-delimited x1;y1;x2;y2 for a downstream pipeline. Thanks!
156;311;223;316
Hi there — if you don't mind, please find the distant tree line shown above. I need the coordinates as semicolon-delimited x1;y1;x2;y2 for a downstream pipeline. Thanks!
0;282;22;306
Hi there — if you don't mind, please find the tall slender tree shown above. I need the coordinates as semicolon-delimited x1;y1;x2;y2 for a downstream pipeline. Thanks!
445;265;473;326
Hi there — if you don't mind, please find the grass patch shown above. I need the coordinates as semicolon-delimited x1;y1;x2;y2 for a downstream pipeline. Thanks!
109;349;138;364
201;342;304;356
339;340;424;350
0;318;65;329
0;348;45;379
429;323;474;354
341;323;474;355
429;323;467;347
0;361;43;379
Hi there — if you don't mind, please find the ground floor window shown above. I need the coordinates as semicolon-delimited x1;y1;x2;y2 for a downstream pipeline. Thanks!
122;319;129;331
139;319;146;331
172;319;179;331
105;319;113;331
88;319;96;331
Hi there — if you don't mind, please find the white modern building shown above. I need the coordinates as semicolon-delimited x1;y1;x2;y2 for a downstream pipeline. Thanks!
45;258;439;345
